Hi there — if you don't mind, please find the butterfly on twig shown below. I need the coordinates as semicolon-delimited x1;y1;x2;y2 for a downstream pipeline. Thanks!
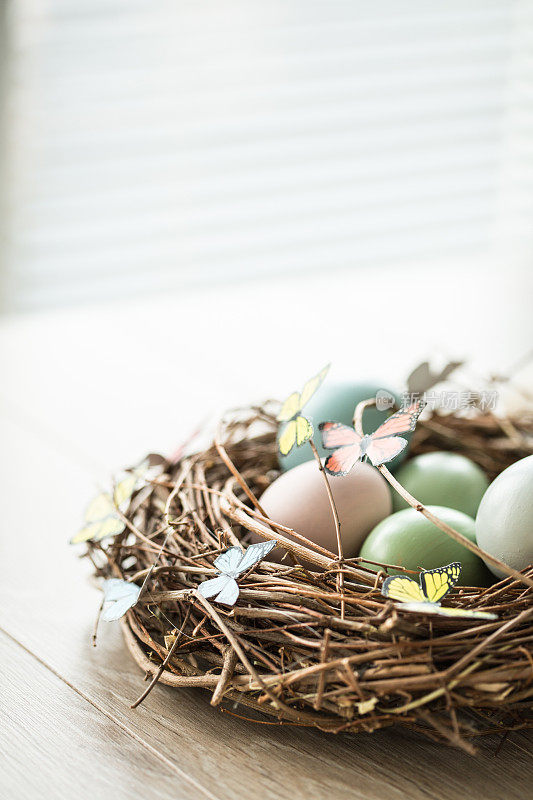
198;541;277;606
101;578;141;622
381;563;497;619
319;399;426;476
277;364;330;456
406;359;464;395
71;458;159;545
71;474;139;544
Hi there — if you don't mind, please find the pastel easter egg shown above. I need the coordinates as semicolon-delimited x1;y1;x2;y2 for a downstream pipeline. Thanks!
476;455;533;577
279;381;406;472
392;452;489;517
257;459;392;560
359;505;493;586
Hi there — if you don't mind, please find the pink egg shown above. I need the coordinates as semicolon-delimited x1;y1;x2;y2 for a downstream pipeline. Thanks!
254;459;392;561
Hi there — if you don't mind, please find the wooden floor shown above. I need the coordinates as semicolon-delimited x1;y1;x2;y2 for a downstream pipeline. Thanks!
1;266;532;798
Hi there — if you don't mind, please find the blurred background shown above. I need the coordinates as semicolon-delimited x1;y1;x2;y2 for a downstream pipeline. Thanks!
0;0;532;470
1;0;532;312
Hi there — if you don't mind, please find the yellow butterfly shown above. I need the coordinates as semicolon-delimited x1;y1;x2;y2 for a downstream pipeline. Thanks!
277;364;330;456
382;562;497;620
71;474;138;544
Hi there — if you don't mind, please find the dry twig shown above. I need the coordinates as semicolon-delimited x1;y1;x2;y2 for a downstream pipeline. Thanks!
83;401;533;750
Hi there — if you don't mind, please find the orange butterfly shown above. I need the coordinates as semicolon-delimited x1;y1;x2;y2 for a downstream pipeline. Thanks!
319;399;426;476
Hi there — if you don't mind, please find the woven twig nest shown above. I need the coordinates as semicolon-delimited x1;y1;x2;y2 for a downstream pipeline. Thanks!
89;403;533;752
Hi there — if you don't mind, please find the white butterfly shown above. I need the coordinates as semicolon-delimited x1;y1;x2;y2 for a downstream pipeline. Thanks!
102;578;141;622
198;541;276;606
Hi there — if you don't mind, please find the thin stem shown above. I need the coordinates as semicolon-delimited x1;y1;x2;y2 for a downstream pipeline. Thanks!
352;398;370;435
308;438;345;619
314;628;331;710
92;598;104;647
215;425;267;516
131;607;192;708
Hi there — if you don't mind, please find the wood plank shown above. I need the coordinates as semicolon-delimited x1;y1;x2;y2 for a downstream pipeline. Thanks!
0;630;211;800
0;408;531;800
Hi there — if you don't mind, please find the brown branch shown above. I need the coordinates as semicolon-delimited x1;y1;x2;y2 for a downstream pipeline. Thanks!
314;628;331;710
308;438;345;619
211;647;238;706
215;423;267;517
130;606;192;708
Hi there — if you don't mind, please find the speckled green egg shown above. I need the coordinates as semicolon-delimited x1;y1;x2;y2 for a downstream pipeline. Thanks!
392;452;489;517
359;505;493;586
279;381;406;472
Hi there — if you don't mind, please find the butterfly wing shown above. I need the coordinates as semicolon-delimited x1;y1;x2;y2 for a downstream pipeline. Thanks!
398;602;497;620
92;516;127;542
295;415;313;447
198;574;232;599
101;596;137;622
419;562;461;603
278;420;298;456
435;606;497;620
101;579;140;621
236;540;276;575
214;578;240;606
319;422;362;476
407;360;463;394
277;365;330;423
71;504;125;544
84;492;115;522
103;578;137;601
113;474;137;509
395;601;437;614
382;575;426;603
371;400;426;440
299;364;330;409
406;362;431;394
213;546;244;574
71;520;105;545
365;437;408;467
72;482;133;544
277;392;301;423
319;421;362;449
202;542;275;606
324;446;362;477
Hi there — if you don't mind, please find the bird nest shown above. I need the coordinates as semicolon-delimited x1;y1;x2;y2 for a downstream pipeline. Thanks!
87;403;533;752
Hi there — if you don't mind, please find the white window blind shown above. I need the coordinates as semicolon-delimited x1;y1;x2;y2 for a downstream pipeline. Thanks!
2;0;532;311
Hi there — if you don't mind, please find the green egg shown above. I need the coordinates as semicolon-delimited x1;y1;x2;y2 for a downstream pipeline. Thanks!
359;505;493;586
392;452;489;517
279;381;407;472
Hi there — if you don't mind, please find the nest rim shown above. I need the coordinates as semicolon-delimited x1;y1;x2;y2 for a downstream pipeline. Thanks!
88;402;533;752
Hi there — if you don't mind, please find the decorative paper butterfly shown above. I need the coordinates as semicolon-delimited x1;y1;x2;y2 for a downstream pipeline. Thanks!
382;563;497;619
71;474;138;544
101;578;141;622
277;364;330;456
198;541;277;606
319;399;426;476
407;359;464;394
